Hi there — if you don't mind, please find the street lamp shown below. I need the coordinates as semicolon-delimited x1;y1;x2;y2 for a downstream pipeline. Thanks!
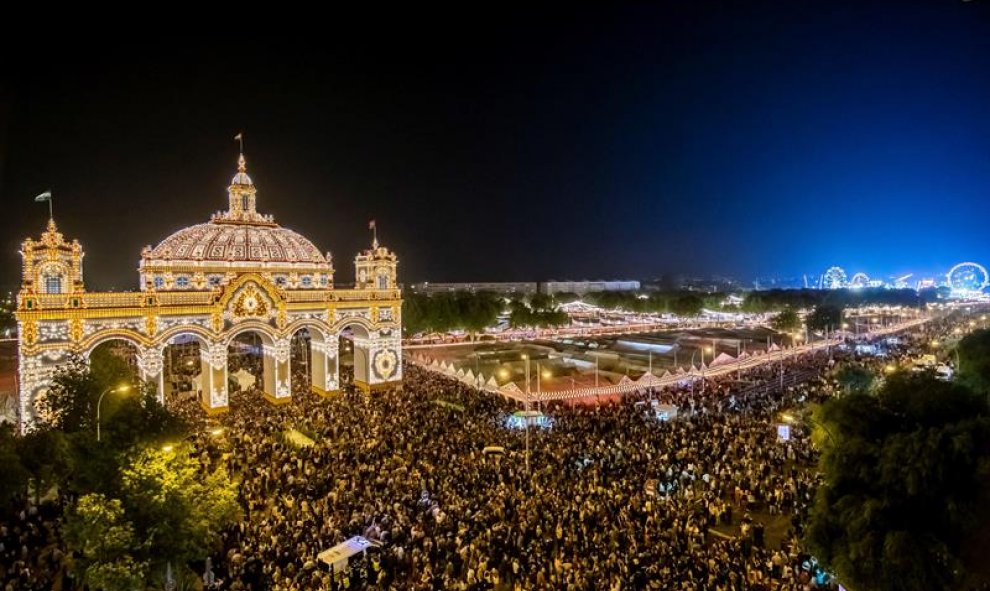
96;384;132;442
702;345;713;393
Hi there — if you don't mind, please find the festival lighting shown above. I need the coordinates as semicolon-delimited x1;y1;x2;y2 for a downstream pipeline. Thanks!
13;148;404;426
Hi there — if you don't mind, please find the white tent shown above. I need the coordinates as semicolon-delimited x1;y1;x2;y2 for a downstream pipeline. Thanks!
486;375;499;390
317;536;376;574
499;382;523;395
711;353;736;367
463;369;475;384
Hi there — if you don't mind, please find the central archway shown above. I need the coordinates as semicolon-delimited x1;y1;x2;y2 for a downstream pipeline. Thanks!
225;325;290;405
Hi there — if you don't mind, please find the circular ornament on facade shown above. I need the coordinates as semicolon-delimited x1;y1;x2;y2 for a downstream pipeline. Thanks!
374;348;398;380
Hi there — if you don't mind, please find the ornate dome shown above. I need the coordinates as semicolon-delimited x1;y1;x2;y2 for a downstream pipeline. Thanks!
140;152;333;282
147;222;327;264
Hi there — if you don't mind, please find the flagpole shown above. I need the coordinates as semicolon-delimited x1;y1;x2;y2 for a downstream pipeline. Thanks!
48;194;53;221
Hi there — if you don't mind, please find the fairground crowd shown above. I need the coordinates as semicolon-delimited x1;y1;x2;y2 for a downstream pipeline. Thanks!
0;317;971;590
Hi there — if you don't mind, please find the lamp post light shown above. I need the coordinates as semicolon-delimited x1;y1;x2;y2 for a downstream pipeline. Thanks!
701;345;713;394
96;384;131;442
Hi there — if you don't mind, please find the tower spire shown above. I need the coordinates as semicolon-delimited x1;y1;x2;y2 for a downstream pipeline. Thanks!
225;133;258;220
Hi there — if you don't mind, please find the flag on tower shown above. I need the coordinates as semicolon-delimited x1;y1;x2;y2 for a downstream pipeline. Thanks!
234;132;242;141
35;190;53;220
369;219;376;230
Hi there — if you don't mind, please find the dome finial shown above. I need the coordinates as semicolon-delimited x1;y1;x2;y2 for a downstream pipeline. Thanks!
224;133;260;220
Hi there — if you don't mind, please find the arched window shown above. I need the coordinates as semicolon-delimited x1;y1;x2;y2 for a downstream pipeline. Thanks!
377;274;389;290
43;273;63;294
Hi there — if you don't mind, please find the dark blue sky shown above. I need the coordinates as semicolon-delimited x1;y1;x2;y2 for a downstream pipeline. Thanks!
2;2;988;290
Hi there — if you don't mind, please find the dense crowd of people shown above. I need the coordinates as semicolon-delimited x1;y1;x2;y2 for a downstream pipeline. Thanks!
0;313;977;591
185;347;846;591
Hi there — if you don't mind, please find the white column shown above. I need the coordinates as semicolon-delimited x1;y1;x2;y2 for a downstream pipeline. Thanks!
362;333;401;391
352;335;371;390
201;343;228;413
309;338;339;394
137;346;166;403
262;338;291;403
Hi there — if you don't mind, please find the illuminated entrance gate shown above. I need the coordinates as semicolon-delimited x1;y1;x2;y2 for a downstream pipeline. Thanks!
15;150;402;427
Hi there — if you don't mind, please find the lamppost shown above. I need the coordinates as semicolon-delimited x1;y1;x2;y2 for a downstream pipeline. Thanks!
520;353;531;474
96;384;131;442
701;345;713;394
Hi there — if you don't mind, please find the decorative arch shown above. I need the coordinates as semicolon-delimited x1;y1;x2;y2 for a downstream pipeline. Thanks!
284;318;333;342
159;329;212;406
216;272;285;310
287;321;337;396
79;329;148;356
331;317;374;338
225;320;278;346
157;324;214;347
37;262;70;294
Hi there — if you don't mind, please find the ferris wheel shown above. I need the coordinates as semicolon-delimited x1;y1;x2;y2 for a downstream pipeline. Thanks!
849;272;870;288
946;262;989;293
821;266;847;290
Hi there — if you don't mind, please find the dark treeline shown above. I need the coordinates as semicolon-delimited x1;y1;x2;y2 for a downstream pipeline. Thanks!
741;287;943;313
401;287;945;336
402;291;572;336
402;291;504;336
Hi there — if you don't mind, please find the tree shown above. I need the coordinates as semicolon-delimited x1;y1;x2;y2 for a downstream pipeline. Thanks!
806;304;843;332
64;493;148;591
15;428;70;504
0;424;30;506
670;294;703;317
805;372;990;591
509;298;533;328
834;363;875;395
770;308;802;333
120;444;242;572
957;328;990;398
34;355;103;433
457;291;501;337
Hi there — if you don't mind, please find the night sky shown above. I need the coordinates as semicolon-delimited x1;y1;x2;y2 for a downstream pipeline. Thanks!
2;2;989;292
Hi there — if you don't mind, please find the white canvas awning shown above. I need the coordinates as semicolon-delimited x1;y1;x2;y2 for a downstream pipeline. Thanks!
317;536;375;573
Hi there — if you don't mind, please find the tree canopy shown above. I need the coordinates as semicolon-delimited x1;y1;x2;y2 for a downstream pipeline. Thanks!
805;372;990;591
402;291;503;335
770;308;802;333
957;328;990;398
805;304;844;332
